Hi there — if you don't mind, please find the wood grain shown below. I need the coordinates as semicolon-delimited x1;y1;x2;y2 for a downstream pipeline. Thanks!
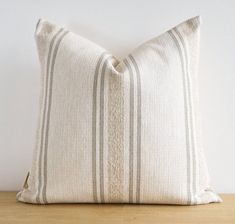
0;192;234;224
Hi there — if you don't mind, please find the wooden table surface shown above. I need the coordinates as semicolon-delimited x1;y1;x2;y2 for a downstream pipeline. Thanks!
0;192;234;224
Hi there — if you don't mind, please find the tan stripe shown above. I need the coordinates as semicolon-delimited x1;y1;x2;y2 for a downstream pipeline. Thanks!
108;62;124;202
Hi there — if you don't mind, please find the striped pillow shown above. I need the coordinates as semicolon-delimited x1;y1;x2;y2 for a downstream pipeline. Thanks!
17;16;221;204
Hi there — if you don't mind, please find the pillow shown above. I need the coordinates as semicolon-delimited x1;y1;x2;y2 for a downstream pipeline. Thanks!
17;16;221;204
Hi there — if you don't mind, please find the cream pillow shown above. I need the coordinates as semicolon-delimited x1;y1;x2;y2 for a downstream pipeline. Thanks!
17;16;221;204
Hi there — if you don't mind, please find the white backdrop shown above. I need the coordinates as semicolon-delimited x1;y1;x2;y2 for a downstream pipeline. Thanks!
0;0;234;193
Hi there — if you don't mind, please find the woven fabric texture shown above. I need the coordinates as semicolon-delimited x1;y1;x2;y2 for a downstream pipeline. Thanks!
17;16;221;204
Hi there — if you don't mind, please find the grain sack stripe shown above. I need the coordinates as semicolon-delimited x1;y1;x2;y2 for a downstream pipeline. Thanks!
107;65;124;202
36;27;64;204
129;54;142;204
173;27;196;203
41;30;69;204
92;52;108;203
99;55;112;203
123;58;134;203
168;30;192;205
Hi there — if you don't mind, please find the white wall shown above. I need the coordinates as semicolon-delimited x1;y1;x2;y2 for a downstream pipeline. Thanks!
0;0;234;193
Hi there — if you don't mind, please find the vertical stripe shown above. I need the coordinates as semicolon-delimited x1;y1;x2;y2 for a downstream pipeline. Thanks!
36;28;64;204
41;30;69;204
173;27;197;203
92;52;108;203
129;54;142;203
99;56;112;203
108;65;124;202
123;58;134;203
168;30;192;204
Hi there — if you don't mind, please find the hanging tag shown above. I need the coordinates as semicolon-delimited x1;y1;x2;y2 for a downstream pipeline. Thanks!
23;172;30;189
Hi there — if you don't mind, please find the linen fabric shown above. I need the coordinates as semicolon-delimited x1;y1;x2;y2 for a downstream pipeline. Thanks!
17;16;221;204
